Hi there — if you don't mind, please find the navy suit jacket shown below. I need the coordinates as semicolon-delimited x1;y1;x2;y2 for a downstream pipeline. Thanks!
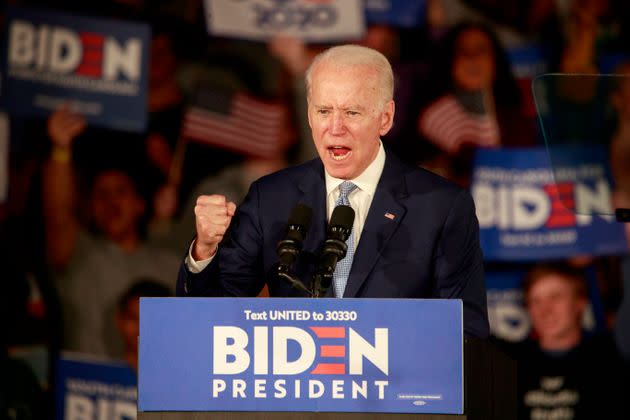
177;152;489;338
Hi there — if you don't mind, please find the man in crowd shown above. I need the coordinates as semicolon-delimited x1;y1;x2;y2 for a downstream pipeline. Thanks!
177;44;489;338
43;107;178;358
503;263;626;419
116;279;172;371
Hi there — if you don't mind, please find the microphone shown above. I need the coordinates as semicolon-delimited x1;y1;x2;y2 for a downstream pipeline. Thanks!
276;203;313;273
314;205;355;295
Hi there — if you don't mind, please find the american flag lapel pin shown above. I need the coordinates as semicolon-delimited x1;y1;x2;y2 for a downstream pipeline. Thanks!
384;212;395;220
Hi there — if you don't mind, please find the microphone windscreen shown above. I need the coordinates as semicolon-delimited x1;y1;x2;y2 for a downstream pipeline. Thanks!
288;203;313;232
330;205;355;230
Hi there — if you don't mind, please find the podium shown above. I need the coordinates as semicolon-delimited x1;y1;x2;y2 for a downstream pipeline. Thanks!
138;298;515;420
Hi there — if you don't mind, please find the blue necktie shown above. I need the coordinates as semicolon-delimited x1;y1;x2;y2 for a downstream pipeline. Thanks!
332;181;358;298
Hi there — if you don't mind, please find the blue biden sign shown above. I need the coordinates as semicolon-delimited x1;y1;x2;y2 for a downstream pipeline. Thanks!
138;298;463;414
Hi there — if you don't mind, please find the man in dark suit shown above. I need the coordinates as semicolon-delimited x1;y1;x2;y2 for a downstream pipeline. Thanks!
177;45;489;338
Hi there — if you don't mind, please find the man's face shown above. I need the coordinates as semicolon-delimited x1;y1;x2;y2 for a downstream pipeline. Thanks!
90;170;145;242
526;274;586;343
308;63;394;180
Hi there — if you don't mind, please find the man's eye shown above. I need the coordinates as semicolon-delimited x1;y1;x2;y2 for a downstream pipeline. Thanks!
318;109;330;115
347;110;359;116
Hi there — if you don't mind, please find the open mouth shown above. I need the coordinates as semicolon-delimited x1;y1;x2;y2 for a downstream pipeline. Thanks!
328;146;352;161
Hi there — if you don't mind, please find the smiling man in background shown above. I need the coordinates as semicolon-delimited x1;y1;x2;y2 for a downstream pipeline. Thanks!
496;263;627;419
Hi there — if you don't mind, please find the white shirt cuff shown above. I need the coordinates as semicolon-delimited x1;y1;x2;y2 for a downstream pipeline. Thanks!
185;240;214;273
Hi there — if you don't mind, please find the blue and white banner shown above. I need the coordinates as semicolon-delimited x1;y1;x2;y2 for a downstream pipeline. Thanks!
365;0;426;28
55;354;137;420
2;7;150;132
506;45;549;117
203;0;365;42
471;147;627;261
139;298;463;414
506;45;549;79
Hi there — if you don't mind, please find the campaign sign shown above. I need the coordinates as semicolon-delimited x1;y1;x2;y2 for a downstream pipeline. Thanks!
55;354;137;420
507;45;549;79
472;147;627;261
485;266;604;343
506;45;549;118
365;0;426;28
2;7;150;132
138;298;463;414
204;0;365;42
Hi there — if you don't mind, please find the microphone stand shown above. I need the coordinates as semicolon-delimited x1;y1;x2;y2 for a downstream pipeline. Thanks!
311;235;348;298
274;264;313;297
311;272;332;298
273;203;314;296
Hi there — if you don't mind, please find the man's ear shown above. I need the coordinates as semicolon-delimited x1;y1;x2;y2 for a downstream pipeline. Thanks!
379;100;395;136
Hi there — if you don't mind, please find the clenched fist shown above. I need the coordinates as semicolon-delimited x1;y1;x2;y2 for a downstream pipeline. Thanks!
192;195;236;260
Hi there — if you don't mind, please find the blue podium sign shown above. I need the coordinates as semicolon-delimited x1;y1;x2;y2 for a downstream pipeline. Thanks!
138;298;463;414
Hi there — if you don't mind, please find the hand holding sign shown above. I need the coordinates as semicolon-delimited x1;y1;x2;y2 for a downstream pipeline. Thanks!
193;194;236;260
47;104;87;149
268;35;309;76
5;7;149;132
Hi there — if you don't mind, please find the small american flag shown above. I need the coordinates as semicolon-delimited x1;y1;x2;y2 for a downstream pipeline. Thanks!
419;94;499;155
181;88;289;158
384;212;395;220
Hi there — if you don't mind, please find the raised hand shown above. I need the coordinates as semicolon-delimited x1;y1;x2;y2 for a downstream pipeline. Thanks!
192;194;236;260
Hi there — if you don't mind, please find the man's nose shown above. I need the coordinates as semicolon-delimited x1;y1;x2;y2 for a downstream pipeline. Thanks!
329;112;346;135
538;301;554;315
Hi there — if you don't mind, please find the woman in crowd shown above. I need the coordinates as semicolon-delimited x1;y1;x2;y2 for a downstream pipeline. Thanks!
415;22;536;186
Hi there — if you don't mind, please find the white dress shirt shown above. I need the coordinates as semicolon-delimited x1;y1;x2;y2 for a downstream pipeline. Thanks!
186;142;386;273
324;141;385;246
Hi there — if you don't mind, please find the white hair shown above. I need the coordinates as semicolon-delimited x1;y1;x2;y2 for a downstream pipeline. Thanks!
305;44;394;107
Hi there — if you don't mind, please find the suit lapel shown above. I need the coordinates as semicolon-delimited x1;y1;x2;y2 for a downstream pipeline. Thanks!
343;153;408;297
297;160;328;276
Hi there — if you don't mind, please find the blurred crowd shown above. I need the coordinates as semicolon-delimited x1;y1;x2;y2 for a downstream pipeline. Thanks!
2;0;630;419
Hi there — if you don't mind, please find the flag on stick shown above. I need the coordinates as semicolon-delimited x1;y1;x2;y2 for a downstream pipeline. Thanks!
181;88;289;158
419;94;499;155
